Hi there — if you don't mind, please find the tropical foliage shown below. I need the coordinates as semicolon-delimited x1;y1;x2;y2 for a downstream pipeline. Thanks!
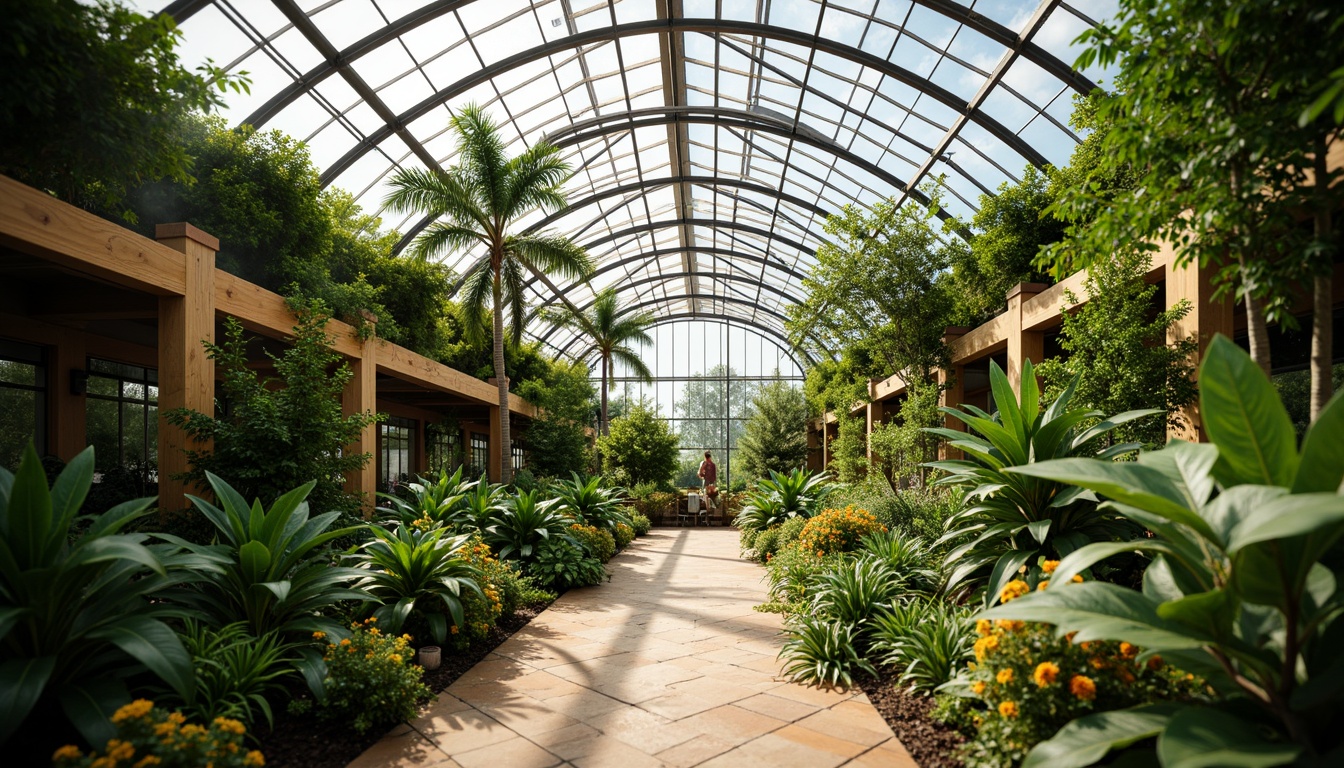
928;359;1155;601
384;103;594;483
980;336;1344;766
735;378;809;480
597;400;680;488
349;525;484;645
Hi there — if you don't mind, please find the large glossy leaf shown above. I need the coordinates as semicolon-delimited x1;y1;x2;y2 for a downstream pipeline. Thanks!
68;536;167;576
0;655;56;742
1008;459;1215;541
1156;589;1236;640
87;615;194;699
1293;389;1344;493
1051;539;1180;588
1227;493;1344;557
1023;703;1180;768
239;540;273;585
1156;707;1299;768
58;676;129;748
48;446;94;545
1199;335;1299;488
978;581;1212;651
8;443;53;570
987;550;1034;606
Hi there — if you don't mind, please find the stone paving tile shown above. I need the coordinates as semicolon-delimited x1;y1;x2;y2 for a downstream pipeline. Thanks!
348;529;908;768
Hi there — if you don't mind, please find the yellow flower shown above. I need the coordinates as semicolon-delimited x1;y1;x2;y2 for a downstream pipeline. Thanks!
1147;655;1165;671
998;701;1019;718
390;654;403;663
972;681;987;695
1000;580;1030;603
312;631;326;640
976;619;993;636
245;750;267;766
106;739;135;760
1033;661;1060;687
996;668;1014;684
1069;674;1097;701
168;712;186;725
974;634;1000;661
213;717;246;736
52;745;83;762
1071;574;1084;583
132;757;163;768
1090;656;1108;670
112;699;155;723
1037;581;1049;591
340;638;351;646
995;619;1024;632
1119;642;1138;659
1041;560;1060;574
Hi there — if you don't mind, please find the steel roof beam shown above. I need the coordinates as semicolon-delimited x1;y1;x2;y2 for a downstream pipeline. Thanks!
553;294;798;356
319;17;1052;187
557;312;817;367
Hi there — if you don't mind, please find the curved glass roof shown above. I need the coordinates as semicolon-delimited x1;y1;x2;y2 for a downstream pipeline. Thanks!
149;0;1112;365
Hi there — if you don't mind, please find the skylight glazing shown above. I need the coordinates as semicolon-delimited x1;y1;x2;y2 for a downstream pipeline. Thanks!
150;0;1111;369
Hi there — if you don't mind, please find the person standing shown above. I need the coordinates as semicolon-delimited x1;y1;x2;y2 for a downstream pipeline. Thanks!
697;451;718;511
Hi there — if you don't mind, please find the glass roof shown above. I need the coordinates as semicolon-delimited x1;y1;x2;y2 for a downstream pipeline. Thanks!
150;0;1113;364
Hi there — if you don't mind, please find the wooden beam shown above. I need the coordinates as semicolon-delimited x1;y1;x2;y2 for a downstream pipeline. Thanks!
0;175;187;296
1167;257;1234;442
155;224;216;513
343;333;378;515
214;270;364;357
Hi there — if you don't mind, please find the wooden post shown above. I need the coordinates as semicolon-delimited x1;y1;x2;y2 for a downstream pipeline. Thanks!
807;419;822;471
1006;283;1048;395
937;327;969;461
49;327;87;462
155;223;216;513
342;331;377;515
1166;259;1234;442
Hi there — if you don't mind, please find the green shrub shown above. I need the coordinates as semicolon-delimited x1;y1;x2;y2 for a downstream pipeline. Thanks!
869;599;974;694
629;511;652;536
735;469;835;533
0;445;196;747
613;521;634;549
162;474;367;638
859;529;940;593
349;525;484;645
161;620;296;731
808;557;905;626
313;619;429;734
552;473;629;531
980;336;1344;766
778;616;875;687
529;538;606;590
568;522;616;562
796;506;886;556
929;358;1153;601
597;401;679;487
51;700;265;768
484;489;573;563
764;544;847;611
752;525;781;561
376;466;477;530
164;307;382;516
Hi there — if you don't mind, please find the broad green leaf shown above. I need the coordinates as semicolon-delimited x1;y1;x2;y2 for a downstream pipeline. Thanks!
49;446;94;541
239;540;273;585
84;495;156;538
987;550;1034;606
1052;540;1179;588
1293;389;1344;493
9;443;53;570
1026;519;1051;545
1199;335;1298;488
1008;459;1215;541
1140;441;1219;509
58;676;128;749
294;647;328;702
68;536;167;576
978;581;1212;651
1157;707;1299;768
0;655;56;743
1156;589;1236;639
1228;493;1344;556
87;615;194;699
1023;703;1180;768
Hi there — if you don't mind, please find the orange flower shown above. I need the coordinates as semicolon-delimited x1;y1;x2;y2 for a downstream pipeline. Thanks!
1147;656;1164;671
995;619;1024;632
996;668;1014;684
998;701;1019;718
1033;661;1060;687
1037;581;1049;591
974;634;1000;660
1041;560;1060;574
1000;580;1030;603
1069;675;1097;701
1119;642;1138;659
976;619;993;636
972;681;987;695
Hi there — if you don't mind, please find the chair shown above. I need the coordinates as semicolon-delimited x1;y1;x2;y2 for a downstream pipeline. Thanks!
678;493;699;526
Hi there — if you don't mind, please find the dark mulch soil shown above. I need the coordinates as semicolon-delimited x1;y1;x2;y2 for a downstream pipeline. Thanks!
858;669;966;768
256;602;551;768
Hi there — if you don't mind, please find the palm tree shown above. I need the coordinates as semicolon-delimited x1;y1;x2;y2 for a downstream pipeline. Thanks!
384;104;592;483
541;288;654;436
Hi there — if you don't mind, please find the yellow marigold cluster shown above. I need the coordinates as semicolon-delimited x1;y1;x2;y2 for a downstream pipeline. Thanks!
1000;580;1030;603
1069;675;1097;701
795;505;886;557
53;701;263;768
997;701;1019;718
1033;661;1060;687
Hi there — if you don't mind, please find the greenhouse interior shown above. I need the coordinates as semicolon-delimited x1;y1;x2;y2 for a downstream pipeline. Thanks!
2;0;1343;766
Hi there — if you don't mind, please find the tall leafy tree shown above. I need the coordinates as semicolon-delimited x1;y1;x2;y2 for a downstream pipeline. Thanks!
597;400;679;488
735;377;808;480
384;104;593;482
0;0;246;219
1047;0;1343;400
516;359;597;478
540;288;654;435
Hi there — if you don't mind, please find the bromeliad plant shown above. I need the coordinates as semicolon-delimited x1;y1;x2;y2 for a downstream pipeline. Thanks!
162;474;370;638
981;336;1344;767
928;359;1155;602
349;524;484;645
0;445;198;746
735;469;834;532
552;473;630;531
485;489;573;562
377;466;478;530
161;619;297;730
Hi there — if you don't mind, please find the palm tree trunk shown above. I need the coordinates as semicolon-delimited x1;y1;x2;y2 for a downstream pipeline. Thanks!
600;353;609;437
493;274;512;484
1310;134;1334;421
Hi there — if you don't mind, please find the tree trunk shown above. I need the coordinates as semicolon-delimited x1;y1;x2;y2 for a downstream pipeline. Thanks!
1310;134;1335;421
493;273;512;484
600;353;610;437
1241;262;1274;377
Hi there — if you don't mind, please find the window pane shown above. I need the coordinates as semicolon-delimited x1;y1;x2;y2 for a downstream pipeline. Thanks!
0;387;37;469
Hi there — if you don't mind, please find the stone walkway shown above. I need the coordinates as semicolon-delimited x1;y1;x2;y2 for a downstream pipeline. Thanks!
348;528;917;768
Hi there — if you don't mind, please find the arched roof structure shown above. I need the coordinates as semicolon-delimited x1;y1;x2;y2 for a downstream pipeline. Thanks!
152;0;1108;369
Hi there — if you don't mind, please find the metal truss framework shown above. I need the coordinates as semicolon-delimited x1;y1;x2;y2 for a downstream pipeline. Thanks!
157;0;1100;372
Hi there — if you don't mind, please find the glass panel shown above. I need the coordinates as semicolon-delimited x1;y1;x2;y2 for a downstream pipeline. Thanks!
0;388;37;470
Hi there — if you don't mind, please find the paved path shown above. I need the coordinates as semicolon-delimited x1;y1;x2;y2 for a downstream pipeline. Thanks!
348;528;917;768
